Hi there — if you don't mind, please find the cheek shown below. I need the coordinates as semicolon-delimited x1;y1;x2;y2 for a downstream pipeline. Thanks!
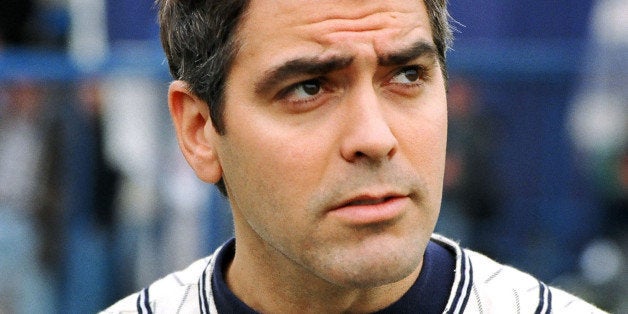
219;125;333;251
397;104;447;187
222;117;332;209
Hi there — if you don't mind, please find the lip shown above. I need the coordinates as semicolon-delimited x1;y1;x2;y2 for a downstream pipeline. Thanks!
327;193;409;225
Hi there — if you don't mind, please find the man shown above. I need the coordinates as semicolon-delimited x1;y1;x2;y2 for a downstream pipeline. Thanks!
103;0;605;313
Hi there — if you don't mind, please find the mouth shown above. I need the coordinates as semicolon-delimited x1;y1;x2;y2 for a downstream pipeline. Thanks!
327;192;409;225
343;196;397;207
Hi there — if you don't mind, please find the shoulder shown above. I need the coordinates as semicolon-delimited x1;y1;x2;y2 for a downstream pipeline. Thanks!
99;255;213;314
431;234;607;314
465;249;605;313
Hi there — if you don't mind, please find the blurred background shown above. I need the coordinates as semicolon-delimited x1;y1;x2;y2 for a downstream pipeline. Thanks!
0;0;625;313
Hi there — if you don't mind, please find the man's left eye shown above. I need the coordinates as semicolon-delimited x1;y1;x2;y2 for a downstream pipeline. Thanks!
390;66;422;84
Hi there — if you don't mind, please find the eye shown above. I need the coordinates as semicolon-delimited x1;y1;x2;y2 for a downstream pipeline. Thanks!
296;80;322;97
279;78;325;103
389;66;424;85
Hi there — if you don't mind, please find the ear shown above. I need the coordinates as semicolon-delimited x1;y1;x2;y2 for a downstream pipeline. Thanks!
168;80;223;183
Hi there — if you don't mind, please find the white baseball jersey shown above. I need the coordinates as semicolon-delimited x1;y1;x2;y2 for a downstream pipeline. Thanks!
101;234;606;313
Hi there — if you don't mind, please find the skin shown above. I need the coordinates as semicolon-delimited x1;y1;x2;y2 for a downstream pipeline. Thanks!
169;0;448;312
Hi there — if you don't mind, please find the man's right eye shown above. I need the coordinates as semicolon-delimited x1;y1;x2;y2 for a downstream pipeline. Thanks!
279;79;324;103
298;80;322;96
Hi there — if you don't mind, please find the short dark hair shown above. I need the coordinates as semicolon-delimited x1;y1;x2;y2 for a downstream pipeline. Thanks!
157;0;249;135
156;0;453;195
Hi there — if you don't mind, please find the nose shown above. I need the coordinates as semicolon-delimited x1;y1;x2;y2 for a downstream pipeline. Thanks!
339;86;398;163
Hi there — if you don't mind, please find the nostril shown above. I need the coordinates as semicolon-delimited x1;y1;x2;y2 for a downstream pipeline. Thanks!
348;147;396;164
387;146;397;158
339;111;398;162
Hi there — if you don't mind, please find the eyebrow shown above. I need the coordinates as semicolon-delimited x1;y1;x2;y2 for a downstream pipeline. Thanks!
253;39;438;95
377;40;438;67
254;55;353;95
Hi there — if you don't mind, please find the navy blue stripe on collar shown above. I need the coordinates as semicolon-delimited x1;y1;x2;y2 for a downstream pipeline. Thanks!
535;281;552;314
446;247;473;314
136;287;153;314
546;283;553;313
459;251;473;312
199;259;212;314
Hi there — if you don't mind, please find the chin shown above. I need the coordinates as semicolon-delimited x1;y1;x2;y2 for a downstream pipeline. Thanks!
313;235;425;289
338;257;421;289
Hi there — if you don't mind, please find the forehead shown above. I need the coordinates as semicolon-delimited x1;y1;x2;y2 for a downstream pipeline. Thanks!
233;0;432;69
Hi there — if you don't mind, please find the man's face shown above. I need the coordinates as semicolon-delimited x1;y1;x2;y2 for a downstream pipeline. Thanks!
213;0;447;288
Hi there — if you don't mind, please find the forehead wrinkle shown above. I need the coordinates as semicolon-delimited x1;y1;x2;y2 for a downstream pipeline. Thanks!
237;0;434;95
286;0;422;30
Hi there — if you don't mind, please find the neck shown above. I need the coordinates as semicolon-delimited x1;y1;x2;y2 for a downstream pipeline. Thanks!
225;232;422;313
